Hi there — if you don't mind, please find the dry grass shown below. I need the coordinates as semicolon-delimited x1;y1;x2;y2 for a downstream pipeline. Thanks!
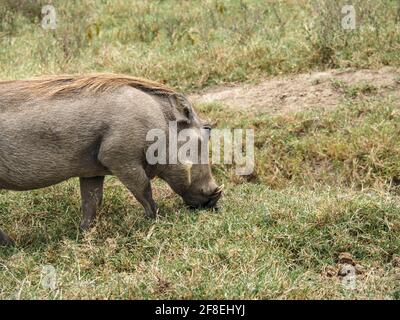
1;0;400;300
0;0;399;90
1;93;400;299
1;180;400;299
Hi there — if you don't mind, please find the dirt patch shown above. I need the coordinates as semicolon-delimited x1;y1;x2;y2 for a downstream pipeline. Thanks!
190;67;400;113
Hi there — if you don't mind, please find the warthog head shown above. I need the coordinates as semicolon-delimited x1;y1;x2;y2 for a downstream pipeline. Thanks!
160;162;223;209
158;94;223;209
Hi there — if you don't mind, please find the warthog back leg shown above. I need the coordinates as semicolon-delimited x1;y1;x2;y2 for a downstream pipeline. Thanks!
0;229;13;246
110;165;158;218
79;176;105;230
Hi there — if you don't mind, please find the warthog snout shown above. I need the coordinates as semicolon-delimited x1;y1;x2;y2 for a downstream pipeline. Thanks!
159;163;223;211
201;184;224;209
183;183;224;209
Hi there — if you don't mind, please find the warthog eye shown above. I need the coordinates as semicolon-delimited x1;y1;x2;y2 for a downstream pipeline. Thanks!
202;124;212;139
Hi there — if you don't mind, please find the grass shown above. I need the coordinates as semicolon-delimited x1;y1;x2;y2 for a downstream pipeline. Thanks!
1;93;400;299
200;95;400;190
1;181;400;299
0;0;400;90
1;0;400;299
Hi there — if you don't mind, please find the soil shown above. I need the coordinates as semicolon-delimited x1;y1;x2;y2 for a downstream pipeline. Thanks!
189;67;400;113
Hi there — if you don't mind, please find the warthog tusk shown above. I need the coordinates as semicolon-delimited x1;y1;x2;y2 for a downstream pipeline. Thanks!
211;185;224;198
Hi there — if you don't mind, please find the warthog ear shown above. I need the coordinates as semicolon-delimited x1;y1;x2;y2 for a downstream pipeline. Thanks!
169;94;194;126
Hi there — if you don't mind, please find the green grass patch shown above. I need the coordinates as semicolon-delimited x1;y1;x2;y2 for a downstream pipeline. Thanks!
1;0;400;300
0;0;399;90
1;95;400;299
200;95;400;189
1;182;399;299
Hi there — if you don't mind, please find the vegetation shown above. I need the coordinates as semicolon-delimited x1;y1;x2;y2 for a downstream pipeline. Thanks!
0;0;399;90
1;0;400;299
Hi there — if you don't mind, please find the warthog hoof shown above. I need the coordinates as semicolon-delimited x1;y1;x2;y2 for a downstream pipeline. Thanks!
0;231;14;246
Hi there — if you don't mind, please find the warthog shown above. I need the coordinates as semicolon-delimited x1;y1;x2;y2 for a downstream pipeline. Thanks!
0;74;222;245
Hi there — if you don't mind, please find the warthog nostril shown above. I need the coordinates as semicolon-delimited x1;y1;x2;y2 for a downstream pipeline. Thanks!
186;185;223;210
205;185;223;208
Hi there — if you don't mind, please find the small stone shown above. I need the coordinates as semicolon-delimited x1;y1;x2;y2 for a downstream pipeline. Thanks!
392;256;400;268
324;265;337;277
355;264;365;274
338;264;356;277
338;252;355;265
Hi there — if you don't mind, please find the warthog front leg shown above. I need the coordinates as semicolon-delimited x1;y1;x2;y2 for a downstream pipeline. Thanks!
79;176;105;230
0;229;13;246
111;165;158;218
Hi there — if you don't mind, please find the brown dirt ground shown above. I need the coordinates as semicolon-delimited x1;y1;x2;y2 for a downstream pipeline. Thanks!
189;67;400;113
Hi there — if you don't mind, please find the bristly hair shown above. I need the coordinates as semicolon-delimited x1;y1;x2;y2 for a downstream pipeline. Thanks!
0;73;177;101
